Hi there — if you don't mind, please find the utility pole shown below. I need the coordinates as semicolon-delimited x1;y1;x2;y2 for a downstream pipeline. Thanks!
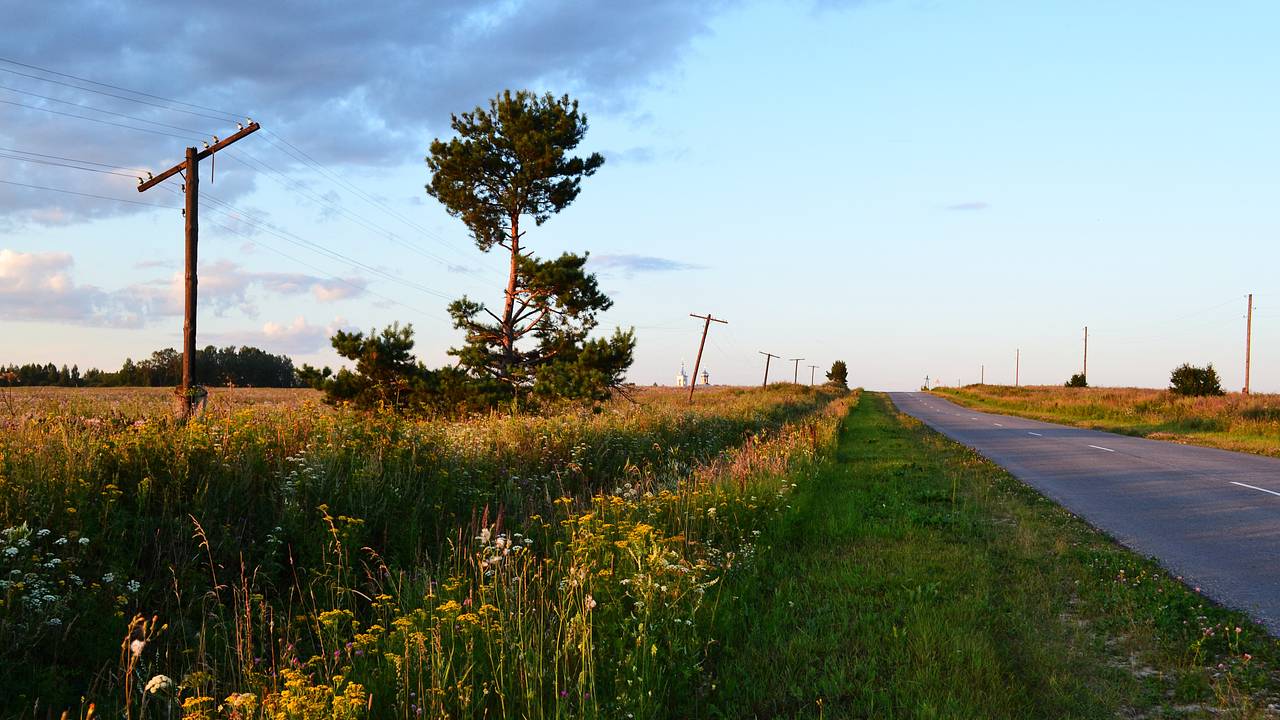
981;364;984;385
1245;293;1254;394
138;120;260;420
1083;325;1088;380
809;364;819;386
790;358;804;384
759;351;779;387
687;313;727;402
1015;349;1020;387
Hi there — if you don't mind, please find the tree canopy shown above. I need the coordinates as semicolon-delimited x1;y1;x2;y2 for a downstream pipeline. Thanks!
424;90;632;404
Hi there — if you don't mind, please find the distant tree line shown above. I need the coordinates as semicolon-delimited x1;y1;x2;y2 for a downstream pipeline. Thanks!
0;345;299;388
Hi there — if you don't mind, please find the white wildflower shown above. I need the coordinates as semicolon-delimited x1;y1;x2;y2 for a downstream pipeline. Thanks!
54;537;68;546
36;529;50;538
144;674;174;694
102;573;114;583
3;547;17;557
130;639;146;657
126;579;141;594
585;594;597;610
478;528;491;545
78;537;89;546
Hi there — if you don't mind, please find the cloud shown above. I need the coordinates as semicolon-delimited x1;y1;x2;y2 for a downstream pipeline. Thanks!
0;249;365;327
591;254;704;277
209;316;354;356
944;201;990;211
0;248;146;326
0;1;748;224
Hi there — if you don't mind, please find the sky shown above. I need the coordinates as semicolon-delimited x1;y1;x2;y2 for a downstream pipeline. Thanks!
1;0;1277;392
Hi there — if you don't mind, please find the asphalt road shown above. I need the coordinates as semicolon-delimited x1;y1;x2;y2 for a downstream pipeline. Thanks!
889;392;1280;633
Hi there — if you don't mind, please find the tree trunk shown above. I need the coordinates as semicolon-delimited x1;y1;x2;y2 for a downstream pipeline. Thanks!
500;214;520;383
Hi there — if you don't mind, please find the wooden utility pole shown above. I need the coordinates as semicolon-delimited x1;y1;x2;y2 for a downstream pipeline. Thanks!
1083;326;1088;380
790;358;804;384
981;364;984;385
687;313;727;402
759;351;779;387
809;364;819;386
1244;293;1253;394
138;121;260;419
1015;349;1020;387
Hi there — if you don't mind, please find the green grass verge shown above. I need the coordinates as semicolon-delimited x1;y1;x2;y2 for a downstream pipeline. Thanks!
702;392;1280;719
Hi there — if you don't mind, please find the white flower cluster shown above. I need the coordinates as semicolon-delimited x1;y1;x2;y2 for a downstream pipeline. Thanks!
474;527;533;574
0;523;137;635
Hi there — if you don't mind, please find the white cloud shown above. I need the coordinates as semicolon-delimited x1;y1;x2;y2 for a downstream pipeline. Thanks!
0;249;366;327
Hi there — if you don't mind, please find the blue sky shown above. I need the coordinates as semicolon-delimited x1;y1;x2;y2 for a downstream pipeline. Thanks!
2;1;1277;391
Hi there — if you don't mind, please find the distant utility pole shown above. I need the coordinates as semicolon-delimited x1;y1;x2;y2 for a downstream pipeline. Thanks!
790;358;804;384
809;364;819;386
688;313;727;402
1015;349;1020;387
981;364;985;385
759;351;779;387
1244;293;1254;394
137;120;261;420
1083;325;1088;380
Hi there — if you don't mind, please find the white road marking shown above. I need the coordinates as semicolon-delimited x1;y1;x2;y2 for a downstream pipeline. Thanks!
970;416;979;420
1229;481;1280;498
993;423;1004;427
1087;444;1115;453
1027;432;1043;437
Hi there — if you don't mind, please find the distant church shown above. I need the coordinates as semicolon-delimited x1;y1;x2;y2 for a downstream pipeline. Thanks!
674;364;710;387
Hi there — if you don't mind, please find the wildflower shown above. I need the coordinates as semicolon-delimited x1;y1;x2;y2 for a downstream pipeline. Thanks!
102;573;114;584
478;528;491;544
1243;653;1253;663
126;580;141;594
144;674;175;694
54;537;67;546
585;594;597;610
79;537;89;546
36;529;50;538
2;547;15;558
130;639;146;657
47;617;62;627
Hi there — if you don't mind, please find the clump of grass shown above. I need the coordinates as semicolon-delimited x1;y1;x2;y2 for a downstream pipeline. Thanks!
935;385;1280;456
0;384;853;717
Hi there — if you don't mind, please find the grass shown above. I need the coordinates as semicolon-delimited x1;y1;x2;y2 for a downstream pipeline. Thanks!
0;384;854;718
932;385;1280;457
705;392;1280;718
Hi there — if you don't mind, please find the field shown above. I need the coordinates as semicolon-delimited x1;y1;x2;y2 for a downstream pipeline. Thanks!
0;384;852;718
931;385;1280;457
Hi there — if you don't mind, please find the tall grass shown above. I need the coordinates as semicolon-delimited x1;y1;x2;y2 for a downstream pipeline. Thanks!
934;385;1280;456
0;385;853;718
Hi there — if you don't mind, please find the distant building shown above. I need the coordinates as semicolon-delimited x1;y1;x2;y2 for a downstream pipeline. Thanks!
675;363;689;387
701;369;710;386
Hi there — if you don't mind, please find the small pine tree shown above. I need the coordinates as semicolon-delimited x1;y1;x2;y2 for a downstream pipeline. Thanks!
825;360;849;389
1065;373;1087;388
1169;363;1224;396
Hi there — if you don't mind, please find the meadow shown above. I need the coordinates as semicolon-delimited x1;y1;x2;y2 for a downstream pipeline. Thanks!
0;384;853;719
931;385;1280;456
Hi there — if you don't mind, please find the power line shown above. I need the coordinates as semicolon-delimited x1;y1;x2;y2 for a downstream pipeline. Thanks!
0;152;142;179
0;98;197;142
0;84;215;136
0;177;178;209
0;57;243;123
0;145;148;173
2;55;497;278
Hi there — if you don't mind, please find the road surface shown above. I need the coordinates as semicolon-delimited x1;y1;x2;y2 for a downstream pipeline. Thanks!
889;392;1280;633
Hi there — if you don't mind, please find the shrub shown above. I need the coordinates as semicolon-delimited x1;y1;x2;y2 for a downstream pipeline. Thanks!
1169;363;1224;397
1065;373;1088;388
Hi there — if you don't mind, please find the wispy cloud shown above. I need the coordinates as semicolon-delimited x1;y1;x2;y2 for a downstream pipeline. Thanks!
591;254;705;277
944;201;990;211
